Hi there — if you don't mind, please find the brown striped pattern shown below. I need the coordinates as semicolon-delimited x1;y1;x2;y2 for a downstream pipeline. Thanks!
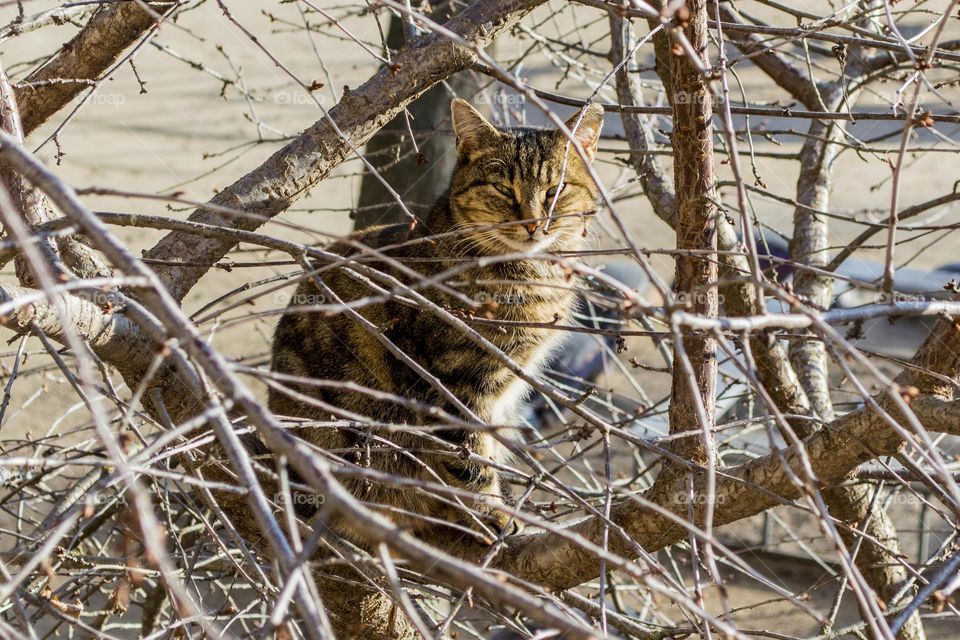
269;100;603;543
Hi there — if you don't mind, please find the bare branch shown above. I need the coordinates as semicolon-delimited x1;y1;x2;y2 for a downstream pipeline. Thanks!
716;5;825;110
142;0;545;303
0;62;112;282
490;315;960;591
15;1;176;135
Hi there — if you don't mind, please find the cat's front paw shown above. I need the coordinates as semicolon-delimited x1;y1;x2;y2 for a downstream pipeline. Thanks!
487;505;524;537
441;462;523;541
468;498;524;543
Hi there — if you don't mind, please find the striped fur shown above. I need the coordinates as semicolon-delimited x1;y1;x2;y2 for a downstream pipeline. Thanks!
269;99;603;543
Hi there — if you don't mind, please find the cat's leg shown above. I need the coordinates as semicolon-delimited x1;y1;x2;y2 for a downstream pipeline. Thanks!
438;431;523;540
419;357;525;538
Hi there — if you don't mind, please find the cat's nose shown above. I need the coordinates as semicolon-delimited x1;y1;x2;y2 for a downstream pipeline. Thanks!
524;221;540;235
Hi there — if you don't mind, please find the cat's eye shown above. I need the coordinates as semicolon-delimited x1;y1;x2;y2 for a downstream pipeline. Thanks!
545;183;566;202
491;183;514;198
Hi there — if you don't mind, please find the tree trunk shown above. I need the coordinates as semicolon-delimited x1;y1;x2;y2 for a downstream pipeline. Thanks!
354;4;483;229
667;1;718;465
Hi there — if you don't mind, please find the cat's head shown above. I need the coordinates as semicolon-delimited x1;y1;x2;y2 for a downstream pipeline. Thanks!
446;98;603;254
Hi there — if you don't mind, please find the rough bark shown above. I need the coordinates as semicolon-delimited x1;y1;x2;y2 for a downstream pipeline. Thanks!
666;1;718;464
317;572;422;640
626;9;811;421
910;396;960;435
15;1;173;135
0;282;154;370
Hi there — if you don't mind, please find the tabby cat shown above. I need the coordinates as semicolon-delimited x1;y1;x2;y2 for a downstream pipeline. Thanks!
269;99;604;542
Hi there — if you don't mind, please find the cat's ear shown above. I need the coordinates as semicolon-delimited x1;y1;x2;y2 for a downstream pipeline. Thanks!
451;99;499;155
564;103;604;161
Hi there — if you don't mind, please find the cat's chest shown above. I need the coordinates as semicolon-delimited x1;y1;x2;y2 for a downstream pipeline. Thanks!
474;279;573;423
473;266;575;344
485;287;575;356
488;329;567;424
